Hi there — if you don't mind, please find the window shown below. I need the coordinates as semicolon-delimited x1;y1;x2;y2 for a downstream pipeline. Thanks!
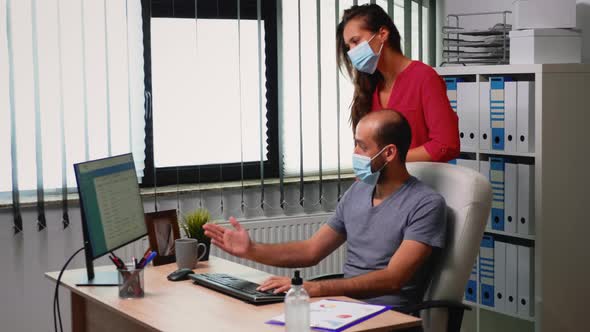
141;0;279;187
142;0;436;187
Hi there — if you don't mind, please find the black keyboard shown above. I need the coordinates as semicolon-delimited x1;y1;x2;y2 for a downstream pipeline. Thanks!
189;273;285;305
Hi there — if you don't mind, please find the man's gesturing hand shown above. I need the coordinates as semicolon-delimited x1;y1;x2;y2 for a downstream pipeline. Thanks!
203;216;252;258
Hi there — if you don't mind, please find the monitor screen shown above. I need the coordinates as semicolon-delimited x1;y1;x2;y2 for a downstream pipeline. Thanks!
75;153;147;259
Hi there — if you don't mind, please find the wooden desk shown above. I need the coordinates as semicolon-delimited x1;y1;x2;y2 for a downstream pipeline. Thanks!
46;257;421;332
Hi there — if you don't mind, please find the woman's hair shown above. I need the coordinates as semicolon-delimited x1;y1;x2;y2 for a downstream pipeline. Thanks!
336;4;402;131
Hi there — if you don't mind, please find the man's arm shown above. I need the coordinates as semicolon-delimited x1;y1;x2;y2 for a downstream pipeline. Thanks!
204;218;345;268
248;225;345;267
307;240;432;297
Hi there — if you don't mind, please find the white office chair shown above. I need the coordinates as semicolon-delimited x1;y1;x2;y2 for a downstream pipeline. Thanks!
310;162;492;332
404;162;492;332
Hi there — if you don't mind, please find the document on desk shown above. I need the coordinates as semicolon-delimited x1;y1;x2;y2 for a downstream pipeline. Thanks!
267;299;391;331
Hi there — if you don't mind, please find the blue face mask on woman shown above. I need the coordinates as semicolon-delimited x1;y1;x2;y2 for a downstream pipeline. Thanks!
352;146;389;186
347;34;383;74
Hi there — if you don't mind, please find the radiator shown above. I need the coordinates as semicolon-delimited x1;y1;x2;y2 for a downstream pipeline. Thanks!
210;214;346;279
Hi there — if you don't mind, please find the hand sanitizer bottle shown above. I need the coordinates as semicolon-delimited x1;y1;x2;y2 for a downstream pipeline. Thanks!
285;270;310;332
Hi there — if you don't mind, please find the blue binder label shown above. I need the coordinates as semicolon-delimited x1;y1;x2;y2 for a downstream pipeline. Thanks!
479;235;495;307
465;262;478;302
490;77;508;150
444;77;462;113
490;158;505;231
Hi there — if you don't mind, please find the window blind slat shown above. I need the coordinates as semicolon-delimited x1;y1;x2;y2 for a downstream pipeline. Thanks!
56;0;69;228
103;0;112;157
404;0;411;56
418;0;423;61
125;0;133;158
6;0;22;234
315;0;323;205
31;0;46;231
237;0;246;213
297;0;304;207
256;0;265;209
81;0;90;161
388;0;394;21
428;0;435;66
277;0;285;209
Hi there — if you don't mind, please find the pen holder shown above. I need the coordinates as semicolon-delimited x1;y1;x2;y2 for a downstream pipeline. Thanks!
118;268;145;299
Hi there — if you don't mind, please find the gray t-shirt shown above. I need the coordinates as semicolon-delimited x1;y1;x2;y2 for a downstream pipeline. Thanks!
327;176;447;308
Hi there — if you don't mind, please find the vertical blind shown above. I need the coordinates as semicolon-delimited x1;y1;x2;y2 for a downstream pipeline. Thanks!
0;0;146;233
1;0;434;230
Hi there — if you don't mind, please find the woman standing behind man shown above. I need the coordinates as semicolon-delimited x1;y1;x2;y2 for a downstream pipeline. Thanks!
337;4;459;162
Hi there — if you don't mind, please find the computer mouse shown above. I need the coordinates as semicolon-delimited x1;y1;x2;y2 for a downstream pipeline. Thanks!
167;268;193;281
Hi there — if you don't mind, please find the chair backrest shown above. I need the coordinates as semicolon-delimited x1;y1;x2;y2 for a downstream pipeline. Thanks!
407;162;492;332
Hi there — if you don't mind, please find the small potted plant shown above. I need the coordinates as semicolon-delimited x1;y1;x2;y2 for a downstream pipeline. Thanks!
180;208;212;261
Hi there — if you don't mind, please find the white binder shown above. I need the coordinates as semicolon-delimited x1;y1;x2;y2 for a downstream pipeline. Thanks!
465;259;478;303
457;159;479;172
506;243;518;314
458;82;478;150
479;160;491;230
504;81;518;153
505;162;518;234
517;245;535;318
479;82;491;150
517;81;535;153
517;164;535;235
479;235;495;307
494;241;507;312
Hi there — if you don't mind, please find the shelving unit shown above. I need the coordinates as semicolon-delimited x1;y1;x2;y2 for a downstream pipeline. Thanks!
484;229;535;241
463;300;537;323
437;64;590;332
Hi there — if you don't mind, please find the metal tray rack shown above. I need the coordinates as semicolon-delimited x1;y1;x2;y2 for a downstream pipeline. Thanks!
441;11;512;66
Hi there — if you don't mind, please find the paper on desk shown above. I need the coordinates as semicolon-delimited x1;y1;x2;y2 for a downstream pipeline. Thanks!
266;299;391;331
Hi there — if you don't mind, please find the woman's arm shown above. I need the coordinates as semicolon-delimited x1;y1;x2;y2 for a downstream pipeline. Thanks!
420;75;461;162
406;145;432;162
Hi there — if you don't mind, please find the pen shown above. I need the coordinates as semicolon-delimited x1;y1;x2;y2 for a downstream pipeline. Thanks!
137;250;153;268
110;251;123;262
139;251;157;269
141;248;152;260
109;254;126;270
132;256;138;269
108;255;120;268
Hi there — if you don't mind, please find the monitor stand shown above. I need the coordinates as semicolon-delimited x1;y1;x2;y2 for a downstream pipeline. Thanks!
76;271;120;286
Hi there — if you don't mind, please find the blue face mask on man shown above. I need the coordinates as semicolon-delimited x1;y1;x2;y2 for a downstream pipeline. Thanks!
347;34;383;74
352;146;389;186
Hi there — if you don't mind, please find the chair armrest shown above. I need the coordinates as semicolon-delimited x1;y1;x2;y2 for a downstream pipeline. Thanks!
307;273;344;281
399;300;472;314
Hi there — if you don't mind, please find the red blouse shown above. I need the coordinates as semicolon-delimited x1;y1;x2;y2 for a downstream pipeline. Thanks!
371;61;460;162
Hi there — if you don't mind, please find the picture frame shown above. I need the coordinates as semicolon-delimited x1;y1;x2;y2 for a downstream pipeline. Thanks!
144;209;181;266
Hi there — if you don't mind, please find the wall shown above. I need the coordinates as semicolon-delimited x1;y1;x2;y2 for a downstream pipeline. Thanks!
439;0;590;64
0;180;352;332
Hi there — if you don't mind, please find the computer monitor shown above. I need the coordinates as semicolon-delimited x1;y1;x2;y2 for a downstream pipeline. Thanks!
74;153;147;286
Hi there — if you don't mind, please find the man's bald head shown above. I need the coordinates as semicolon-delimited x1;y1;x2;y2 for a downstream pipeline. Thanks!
357;110;412;162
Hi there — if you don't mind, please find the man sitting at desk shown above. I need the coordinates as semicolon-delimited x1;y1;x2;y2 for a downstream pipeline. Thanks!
203;110;447;309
